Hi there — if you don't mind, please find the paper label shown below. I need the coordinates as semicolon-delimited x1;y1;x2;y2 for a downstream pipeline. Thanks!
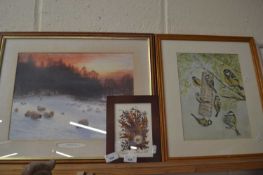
123;154;137;163
105;152;119;163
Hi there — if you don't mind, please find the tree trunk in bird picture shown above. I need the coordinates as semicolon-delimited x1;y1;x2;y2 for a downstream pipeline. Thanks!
198;72;213;118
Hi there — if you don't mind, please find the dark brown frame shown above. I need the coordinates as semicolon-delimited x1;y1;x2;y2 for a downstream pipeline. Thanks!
155;34;263;162
106;95;161;162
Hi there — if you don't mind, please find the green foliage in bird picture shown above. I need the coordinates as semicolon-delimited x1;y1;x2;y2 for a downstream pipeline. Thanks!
177;53;245;110
177;53;251;140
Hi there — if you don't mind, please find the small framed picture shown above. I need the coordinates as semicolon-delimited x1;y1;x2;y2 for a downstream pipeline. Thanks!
106;96;161;162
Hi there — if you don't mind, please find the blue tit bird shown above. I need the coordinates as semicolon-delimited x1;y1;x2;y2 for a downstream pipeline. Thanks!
191;113;212;127
204;74;217;93
192;76;201;87
223;69;244;90
223;111;240;136
213;95;221;117
195;92;210;103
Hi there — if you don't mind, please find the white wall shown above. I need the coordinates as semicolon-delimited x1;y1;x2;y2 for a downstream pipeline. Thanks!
1;0;263;43
0;0;263;174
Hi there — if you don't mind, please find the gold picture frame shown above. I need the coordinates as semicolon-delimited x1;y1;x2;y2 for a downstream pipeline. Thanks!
0;32;156;161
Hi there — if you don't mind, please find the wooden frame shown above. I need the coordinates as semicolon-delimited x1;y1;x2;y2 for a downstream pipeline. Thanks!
156;34;263;162
0;32;156;161
106;95;161;162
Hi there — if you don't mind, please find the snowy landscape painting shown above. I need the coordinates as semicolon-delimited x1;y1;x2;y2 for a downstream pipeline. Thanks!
9;53;134;140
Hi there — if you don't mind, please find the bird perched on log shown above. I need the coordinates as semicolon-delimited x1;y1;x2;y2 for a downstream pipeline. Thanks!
192;76;201;87
223;111;240;136
223;69;244;90
191;113;212;127
214;95;221;117
204;74;217;93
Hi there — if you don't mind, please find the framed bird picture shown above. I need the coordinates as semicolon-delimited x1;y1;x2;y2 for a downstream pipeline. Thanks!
106;95;161;162
156;34;263;161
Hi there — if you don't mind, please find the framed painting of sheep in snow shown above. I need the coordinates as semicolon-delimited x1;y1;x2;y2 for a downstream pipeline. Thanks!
156;34;263;161
106;95;161;162
9;52;134;140
0;32;155;160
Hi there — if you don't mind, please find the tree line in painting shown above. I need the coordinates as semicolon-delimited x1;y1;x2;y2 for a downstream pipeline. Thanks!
14;57;133;99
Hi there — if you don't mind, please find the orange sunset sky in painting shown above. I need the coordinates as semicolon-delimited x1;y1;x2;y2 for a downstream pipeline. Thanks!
18;53;133;79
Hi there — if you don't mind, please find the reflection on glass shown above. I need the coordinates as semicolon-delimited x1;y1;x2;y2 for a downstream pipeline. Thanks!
55;151;73;158
0;153;18;158
130;146;138;150
69;121;106;134
0;120;2;123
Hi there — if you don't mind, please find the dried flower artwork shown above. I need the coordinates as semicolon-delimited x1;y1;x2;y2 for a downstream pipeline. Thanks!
118;107;149;152
108;97;157;160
